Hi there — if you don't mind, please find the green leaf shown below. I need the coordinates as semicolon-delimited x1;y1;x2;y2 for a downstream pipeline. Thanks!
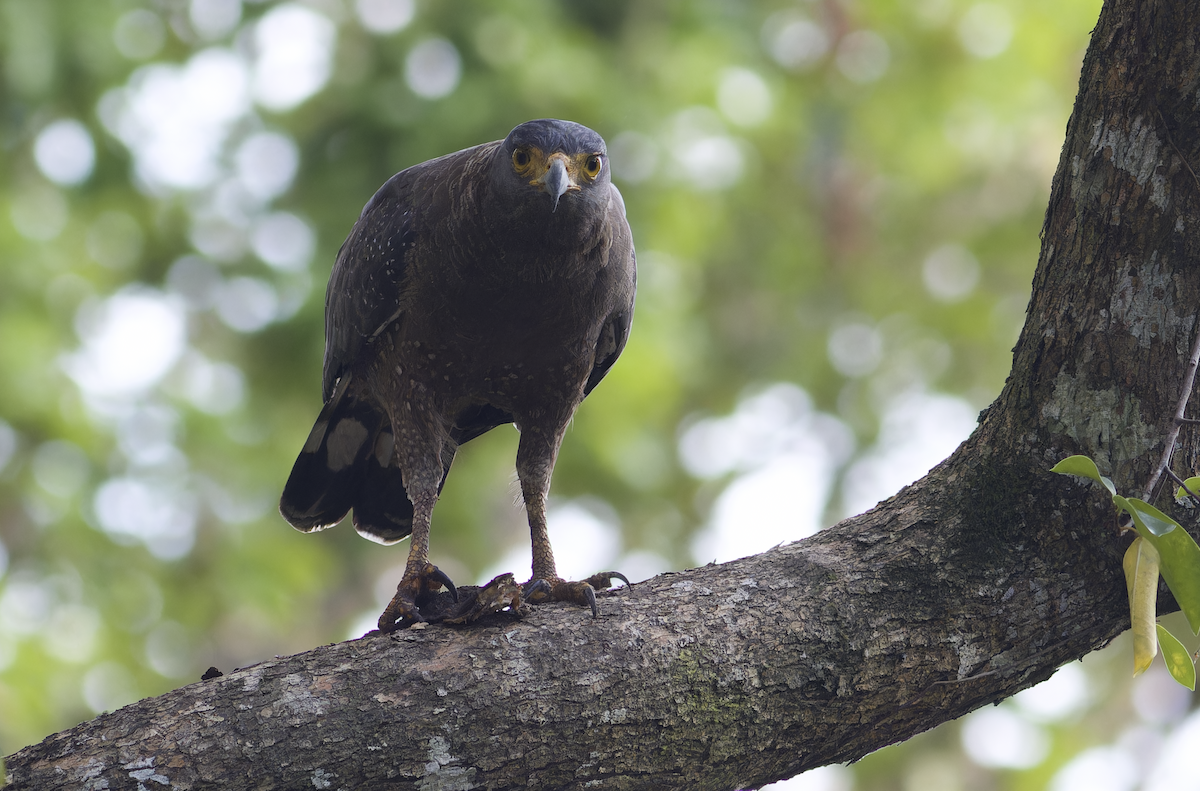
1156;624;1197;690
1113;494;1130;514
1120;497;1180;537
1124;537;1160;677
1121;498;1200;635
1051;455;1116;495
1174;476;1200;503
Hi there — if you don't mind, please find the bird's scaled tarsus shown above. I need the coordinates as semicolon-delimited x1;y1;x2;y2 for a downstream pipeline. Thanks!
377;487;459;632
375;419;632;630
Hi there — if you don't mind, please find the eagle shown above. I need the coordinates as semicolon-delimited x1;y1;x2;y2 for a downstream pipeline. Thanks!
280;119;636;631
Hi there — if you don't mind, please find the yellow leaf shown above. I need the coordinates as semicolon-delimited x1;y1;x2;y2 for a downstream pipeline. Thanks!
1156;624;1197;691
1123;537;1160;676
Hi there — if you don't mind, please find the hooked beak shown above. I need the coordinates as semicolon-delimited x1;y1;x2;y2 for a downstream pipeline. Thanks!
536;155;572;212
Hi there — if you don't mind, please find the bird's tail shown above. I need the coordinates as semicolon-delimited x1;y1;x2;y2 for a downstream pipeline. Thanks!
279;372;415;544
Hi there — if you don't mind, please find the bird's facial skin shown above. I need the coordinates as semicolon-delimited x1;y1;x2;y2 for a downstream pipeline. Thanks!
511;146;605;211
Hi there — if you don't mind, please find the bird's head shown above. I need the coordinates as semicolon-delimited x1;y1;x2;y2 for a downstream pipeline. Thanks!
492;119;611;217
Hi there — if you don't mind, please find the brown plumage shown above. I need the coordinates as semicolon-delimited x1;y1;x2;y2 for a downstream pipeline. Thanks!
280;119;636;630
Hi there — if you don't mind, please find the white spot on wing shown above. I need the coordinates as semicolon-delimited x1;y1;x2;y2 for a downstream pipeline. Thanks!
326;418;368;471
373;430;394;466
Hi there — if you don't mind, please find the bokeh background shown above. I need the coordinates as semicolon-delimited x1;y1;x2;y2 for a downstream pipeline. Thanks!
2;0;1197;788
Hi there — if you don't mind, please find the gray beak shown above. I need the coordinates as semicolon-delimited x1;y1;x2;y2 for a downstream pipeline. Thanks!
542;157;570;212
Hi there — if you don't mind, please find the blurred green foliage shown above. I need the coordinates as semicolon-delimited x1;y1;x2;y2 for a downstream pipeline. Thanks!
9;1;1190;789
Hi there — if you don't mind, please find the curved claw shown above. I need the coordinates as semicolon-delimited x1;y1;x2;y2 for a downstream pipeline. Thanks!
523;578;552;600
431;567;459;602
583;571;631;591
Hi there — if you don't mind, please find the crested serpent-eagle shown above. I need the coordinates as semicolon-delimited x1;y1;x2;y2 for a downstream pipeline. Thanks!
280;119;637;631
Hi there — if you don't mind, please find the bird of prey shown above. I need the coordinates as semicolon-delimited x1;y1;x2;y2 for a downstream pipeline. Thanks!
280;119;636;632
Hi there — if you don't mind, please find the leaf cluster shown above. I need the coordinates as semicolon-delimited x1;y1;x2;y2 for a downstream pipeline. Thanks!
1051;455;1200;688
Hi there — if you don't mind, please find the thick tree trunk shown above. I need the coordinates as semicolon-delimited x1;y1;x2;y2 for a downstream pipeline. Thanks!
7;0;1200;788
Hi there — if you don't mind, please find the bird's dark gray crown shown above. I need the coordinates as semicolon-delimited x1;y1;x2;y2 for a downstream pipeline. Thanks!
502;119;607;156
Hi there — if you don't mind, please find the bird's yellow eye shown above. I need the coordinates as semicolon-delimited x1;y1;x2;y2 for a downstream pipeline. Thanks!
512;149;532;171
583;154;603;179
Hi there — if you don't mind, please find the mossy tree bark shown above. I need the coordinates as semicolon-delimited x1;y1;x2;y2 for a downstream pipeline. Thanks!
7;0;1200;789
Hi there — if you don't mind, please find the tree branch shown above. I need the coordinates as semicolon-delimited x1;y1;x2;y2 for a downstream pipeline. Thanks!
1140;295;1200;502
0;488;1135;791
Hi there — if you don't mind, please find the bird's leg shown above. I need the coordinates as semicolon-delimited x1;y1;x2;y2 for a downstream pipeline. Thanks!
377;465;457;632
524;480;557;584
516;424;629;617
